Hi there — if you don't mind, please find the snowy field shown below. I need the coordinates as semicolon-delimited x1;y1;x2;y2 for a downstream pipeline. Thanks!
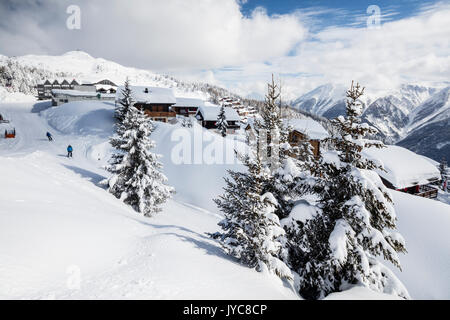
0;100;449;299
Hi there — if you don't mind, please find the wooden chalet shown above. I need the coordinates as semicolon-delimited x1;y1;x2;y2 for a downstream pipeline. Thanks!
286;119;329;158
195;105;241;131
171;97;205;117
116;86;177;122
288;130;321;158
244;118;328;158
363;145;440;199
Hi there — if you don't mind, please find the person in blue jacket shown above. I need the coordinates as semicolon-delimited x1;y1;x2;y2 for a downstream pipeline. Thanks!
46;131;53;141
67;145;73;158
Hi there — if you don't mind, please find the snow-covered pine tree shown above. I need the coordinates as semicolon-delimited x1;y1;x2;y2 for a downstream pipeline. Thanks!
289;81;409;300
257;74;286;161
217;104;228;137
108;79;134;172
107;104;174;216
256;75;310;219
213;129;292;280
115;78;133;124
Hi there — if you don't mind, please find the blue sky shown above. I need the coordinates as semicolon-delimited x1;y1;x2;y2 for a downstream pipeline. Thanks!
240;0;440;29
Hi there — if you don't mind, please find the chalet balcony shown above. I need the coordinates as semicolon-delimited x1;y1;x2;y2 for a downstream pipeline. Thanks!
143;110;177;118
417;185;438;199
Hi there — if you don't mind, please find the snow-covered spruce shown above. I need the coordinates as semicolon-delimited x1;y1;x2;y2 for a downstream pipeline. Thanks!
216;103;228;137
255;75;311;219
115;78;133;124
213;131;292;280
109;79;134;168
107;103;174;216
285;82;409;299
0;59;73;96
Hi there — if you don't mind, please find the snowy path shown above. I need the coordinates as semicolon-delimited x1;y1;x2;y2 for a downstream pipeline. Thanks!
0;101;298;299
0;101;108;175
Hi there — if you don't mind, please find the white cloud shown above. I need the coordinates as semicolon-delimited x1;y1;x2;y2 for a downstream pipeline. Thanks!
0;0;306;70
202;2;450;100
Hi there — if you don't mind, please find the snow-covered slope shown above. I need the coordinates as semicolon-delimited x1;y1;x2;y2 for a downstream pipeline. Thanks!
1;100;449;299
361;85;435;142
0;87;34;103
0;100;295;299
0;151;299;299
290;83;348;118
397;87;450;161
390;191;450;299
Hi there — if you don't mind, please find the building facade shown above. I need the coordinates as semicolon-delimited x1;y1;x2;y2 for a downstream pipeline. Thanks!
116;86;177;122
171;97;205;117
195;105;241;131
37;79;117;100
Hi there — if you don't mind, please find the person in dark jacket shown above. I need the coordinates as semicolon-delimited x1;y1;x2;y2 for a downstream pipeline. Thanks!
46;132;53;141
67;145;73;158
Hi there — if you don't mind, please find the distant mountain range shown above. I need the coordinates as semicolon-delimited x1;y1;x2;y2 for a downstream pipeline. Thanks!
291;83;449;162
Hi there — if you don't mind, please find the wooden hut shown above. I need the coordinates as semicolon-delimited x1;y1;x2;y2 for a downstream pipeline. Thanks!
116;86;177;122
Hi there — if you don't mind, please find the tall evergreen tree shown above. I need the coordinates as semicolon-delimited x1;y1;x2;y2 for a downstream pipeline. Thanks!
109;79;134;170
115;78;133;124
256;74;287;162
214;129;292;280
287;81;409;299
255;75;310;219
217;104;228;137
107;88;174;216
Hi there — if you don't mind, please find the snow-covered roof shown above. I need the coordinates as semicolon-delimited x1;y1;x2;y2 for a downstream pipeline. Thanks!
95;84;116;91
285;118;329;140
172;97;205;108
363;145;441;189
196;105;241;122
51;89;115;98
116;86;176;105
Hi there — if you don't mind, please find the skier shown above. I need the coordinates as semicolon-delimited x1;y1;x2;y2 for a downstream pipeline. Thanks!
67;145;73;158
46;132;53;141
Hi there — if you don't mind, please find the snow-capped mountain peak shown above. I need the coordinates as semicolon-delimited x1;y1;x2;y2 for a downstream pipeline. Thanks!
290;82;449;161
